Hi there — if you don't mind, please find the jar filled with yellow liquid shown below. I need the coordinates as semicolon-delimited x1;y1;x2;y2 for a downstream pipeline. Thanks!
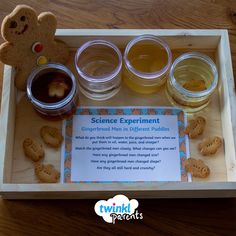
123;35;172;94
166;52;218;112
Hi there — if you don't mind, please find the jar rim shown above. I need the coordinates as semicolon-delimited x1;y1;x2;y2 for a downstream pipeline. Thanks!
75;39;122;83
123;34;172;80
169;52;218;98
27;63;77;110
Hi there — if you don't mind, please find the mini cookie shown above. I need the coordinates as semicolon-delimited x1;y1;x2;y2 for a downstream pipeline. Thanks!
185;116;206;139
184;158;210;178
34;162;60;183
198;136;222;156
183;79;206;91
23;138;44;162
40;126;63;148
48;77;69;98
0;5;69;90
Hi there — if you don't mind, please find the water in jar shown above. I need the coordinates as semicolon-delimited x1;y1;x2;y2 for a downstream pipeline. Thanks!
78;46;119;79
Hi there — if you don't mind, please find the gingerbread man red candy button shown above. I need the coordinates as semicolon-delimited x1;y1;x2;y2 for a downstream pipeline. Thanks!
32;42;43;53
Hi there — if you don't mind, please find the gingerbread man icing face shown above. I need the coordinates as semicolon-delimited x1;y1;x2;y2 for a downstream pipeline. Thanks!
0;5;69;90
2;6;37;42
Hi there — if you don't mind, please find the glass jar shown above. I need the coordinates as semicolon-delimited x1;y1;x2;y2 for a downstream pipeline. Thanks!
166;52;218;112
75;40;122;100
27;63;78;119
123;35;172;94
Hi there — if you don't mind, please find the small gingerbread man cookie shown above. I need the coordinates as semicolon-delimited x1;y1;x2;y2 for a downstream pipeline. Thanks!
198;136;222;156
185;116;206;139
40;125;63;148
34;162;60;183
0;5;69;90
183;79;207;92
48;77;69;98
23;138;44;162
184;158;210;178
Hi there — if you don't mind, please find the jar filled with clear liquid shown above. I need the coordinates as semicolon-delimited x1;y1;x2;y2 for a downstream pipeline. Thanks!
166;52;218;112
75;40;122;100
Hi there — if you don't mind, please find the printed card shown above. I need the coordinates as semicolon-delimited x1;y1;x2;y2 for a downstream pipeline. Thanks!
62;107;190;183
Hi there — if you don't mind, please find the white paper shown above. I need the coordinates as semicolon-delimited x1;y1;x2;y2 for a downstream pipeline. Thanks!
70;114;183;182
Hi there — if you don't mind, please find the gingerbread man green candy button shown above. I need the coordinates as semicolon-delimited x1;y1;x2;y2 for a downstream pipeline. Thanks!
0;5;69;90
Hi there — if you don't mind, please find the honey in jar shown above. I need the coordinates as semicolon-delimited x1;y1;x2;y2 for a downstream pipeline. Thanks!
123;35;172;94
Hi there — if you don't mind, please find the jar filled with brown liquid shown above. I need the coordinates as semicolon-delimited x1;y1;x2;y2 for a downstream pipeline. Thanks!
27;63;78;118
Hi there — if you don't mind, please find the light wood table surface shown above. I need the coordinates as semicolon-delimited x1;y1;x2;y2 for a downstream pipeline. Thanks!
0;1;236;235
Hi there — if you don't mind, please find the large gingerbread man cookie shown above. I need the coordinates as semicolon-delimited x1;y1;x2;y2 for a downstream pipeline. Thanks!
0;5;69;90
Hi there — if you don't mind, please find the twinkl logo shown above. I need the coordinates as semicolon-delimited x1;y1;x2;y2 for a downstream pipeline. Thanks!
94;194;143;224
100;203;131;214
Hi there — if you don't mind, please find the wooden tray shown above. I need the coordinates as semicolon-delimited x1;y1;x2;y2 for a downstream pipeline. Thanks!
0;29;236;199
